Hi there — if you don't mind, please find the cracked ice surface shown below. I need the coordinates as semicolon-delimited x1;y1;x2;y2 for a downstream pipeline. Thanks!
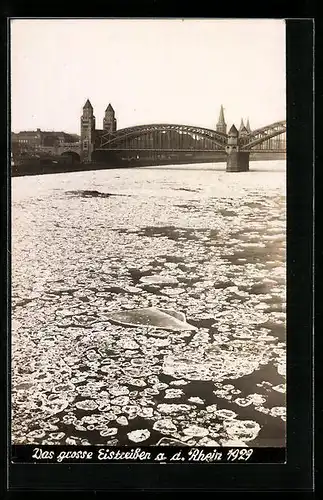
11;161;286;446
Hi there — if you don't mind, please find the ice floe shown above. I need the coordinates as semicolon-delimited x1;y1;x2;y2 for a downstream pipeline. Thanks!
105;307;197;331
223;419;261;442
127;429;151;442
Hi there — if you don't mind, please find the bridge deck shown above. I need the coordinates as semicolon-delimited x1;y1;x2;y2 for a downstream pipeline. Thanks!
95;148;285;153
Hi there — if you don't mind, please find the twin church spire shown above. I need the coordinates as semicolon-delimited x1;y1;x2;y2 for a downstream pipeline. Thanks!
216;105;251;135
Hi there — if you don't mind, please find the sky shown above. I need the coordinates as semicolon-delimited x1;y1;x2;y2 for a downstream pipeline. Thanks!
10;19;286;134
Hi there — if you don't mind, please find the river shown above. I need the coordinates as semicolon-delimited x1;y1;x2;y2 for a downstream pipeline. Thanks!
11;160;286;447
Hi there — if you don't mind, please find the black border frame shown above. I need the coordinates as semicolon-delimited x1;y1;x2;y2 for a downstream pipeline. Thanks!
1;15;314;493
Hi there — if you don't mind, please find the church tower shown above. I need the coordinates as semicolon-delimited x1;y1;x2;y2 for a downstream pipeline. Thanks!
245;118;251;133
81;99;96;162
216;105;227;134
103;104;117;132
239;125;249;138
239;118;245;133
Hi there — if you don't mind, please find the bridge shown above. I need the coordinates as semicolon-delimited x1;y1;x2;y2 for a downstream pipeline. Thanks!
60;101;286;172
93;120;286;172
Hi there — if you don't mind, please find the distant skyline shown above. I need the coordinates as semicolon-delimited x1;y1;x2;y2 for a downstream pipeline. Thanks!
10;19;286;134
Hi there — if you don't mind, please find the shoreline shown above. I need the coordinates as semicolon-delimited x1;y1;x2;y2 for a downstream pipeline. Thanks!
11;153;286;178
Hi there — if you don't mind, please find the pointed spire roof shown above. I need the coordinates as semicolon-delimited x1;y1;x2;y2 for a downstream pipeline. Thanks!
228;124;239;137
240;126;249;134
83;99;93;109
217;105;226;125
239;118;245;131
105;103;114;112
246;118;251;132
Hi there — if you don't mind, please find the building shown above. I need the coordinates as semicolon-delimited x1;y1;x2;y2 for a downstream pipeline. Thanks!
11;129;80;153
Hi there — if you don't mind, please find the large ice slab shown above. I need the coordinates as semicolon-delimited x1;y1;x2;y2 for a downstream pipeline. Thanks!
105;307;197;331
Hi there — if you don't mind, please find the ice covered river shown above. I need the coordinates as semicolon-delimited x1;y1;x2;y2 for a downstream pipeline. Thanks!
11;160;286;447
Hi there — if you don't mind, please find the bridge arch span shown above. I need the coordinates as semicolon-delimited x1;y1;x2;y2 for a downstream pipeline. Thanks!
99;123;228;151
241;120;286;150
61;151;80;162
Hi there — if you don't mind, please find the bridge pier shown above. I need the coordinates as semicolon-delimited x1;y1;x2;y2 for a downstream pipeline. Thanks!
226;150;250;172
225;124;249;172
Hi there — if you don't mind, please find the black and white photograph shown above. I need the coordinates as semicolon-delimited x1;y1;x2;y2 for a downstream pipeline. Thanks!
10;18;287;458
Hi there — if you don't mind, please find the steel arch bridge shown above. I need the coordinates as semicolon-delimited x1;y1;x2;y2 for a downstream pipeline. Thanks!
97;123;228;152
240;121;286;151
96;120;286;152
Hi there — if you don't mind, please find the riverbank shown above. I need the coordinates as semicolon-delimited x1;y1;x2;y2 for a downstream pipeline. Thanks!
11;153;286;177
11;157;225;177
